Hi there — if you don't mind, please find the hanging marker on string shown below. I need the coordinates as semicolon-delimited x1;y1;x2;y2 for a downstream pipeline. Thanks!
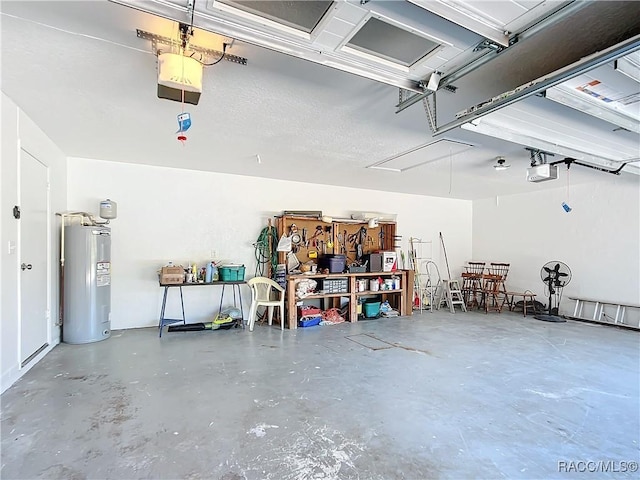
176;112;192;133
561;202;572;213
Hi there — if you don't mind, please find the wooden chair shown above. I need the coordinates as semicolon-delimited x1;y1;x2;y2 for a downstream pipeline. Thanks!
488;263;510;294
478;263;510;313
461;262;485;308
480;274;506;313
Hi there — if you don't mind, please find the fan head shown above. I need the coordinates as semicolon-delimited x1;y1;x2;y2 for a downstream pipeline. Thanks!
540;261;572;289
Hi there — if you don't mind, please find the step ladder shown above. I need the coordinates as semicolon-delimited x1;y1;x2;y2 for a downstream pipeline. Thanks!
436;279;467;313
423;261;441;312
409;237;434;313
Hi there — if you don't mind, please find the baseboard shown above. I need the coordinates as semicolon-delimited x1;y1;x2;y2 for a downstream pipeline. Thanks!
1;340;59;394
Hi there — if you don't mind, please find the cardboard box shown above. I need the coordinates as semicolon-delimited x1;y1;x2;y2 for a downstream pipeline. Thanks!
160;266;184;284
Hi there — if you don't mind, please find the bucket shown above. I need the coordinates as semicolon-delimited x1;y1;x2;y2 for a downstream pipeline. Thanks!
363;301;381;318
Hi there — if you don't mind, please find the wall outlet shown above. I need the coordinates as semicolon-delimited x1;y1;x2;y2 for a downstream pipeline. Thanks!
210;250;217;260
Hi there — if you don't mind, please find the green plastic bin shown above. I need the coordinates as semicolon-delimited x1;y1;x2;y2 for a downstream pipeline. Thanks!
219;265;245;281
363;301;381;318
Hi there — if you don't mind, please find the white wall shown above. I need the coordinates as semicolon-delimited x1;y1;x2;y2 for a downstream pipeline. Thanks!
67;158;473;330
473;174;640;322
1;92;67;393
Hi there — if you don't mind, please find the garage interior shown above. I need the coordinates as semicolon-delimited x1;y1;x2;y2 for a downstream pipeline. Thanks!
1;1;639;479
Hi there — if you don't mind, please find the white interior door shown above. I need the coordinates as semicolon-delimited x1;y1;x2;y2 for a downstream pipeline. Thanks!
20;149;49;365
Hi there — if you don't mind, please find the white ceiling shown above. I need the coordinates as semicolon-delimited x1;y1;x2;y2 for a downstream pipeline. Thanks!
1;0;639;200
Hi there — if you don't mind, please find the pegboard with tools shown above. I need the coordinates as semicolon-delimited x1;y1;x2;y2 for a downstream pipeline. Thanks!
275;214;396;269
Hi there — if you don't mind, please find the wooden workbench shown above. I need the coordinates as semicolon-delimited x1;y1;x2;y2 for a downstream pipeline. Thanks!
285;270;412;329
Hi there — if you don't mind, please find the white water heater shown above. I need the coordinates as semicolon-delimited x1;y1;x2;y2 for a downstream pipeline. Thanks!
63;224;111;344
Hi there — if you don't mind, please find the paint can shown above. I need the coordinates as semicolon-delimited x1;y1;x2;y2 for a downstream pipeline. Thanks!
370;279;379;291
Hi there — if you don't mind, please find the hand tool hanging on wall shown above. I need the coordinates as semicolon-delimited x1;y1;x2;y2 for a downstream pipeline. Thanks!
356;226;367;261
289;224;302;253
326;225;334;251
337;232;344;254
309;225;323;248
359;226;367;244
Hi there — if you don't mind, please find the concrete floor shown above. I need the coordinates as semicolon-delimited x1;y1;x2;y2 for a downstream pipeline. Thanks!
1;311;639;479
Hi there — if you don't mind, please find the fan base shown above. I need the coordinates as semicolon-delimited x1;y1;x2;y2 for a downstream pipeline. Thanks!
533;314;566;323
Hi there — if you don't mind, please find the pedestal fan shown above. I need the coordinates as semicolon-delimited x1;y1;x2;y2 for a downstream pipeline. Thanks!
534;261;572;323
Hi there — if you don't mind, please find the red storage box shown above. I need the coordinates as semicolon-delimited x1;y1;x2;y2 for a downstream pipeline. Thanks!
298;306;322;317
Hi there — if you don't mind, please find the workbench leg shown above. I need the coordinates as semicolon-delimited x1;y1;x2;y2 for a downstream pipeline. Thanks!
287;278;297;329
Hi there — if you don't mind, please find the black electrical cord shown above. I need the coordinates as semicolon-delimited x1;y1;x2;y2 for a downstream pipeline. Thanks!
199;42;227;66
550;157;639;176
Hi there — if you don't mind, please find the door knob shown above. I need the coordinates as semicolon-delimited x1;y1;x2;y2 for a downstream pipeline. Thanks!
21;263;32;271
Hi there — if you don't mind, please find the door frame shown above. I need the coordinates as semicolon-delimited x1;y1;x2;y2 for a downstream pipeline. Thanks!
18;146;52;367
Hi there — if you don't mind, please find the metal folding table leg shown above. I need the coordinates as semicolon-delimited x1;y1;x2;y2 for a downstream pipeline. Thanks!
219;284;227;314
159;286;186;337
158;287;169;335
234;284;245;329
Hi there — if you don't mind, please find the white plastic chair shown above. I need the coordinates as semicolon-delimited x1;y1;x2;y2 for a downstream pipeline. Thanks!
247;277;285;331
